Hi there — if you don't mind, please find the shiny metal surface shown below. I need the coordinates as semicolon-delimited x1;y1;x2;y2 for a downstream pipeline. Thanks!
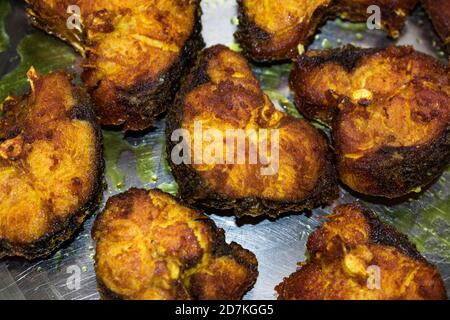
0;0;448;300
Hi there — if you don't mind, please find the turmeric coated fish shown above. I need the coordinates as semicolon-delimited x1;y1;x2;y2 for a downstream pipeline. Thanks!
290;46;450;198
0;69;103;259
93;188;258;300
166;45;338;218
25;0;204;130
276;203;447;300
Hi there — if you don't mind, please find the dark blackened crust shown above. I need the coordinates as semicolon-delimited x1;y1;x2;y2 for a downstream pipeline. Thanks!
293;46;380;73
96;280;122;300
234;0;273;61
166;46;338;218
0;80;104;260
171;157;338;218
102;7;205;131
235;0;332;62
335;127;450;198
421;0;450;53
345;203;424;261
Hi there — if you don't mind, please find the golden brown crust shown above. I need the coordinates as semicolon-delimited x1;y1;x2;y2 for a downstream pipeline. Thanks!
0;69;103;259
92;188;258;300
166;45;338;217
421;0;450;53
25;0;204;131
235;0;418;62
275;203;448;300
290;45;450;198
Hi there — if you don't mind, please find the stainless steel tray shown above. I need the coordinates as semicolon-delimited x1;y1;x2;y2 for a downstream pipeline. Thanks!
0;0;448;300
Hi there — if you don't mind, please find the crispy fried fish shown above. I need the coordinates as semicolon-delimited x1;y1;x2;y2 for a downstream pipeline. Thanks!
25;0;204;131
276;203;448;300
290;46;450;198
235;0;418;62
92;188;258;300
421;0;450;53
0;69;103;259
166;45;338;218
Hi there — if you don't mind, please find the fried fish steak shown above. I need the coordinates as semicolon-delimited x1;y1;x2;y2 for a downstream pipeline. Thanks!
290;46;450;198
25;0;204;131
0;69;103;259
235;0;418;62
166;45;338;218
275;203;448;300
421;0;450;53
92;188;258;300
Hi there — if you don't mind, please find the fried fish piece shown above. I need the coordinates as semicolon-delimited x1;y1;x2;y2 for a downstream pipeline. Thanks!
290;46;450;198
25;0;204;131
235;0;418;62
276;203;448;300
166;45;338;218
92;188;258;300
421;0;450;53
0;69;103;259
